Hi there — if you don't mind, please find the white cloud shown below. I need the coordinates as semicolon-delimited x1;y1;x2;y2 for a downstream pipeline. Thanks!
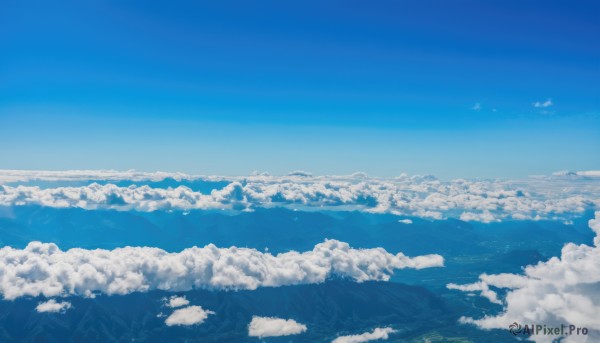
36;299;72;313
448;211;600;342
0;169;598;223
576;171;600;178
332;327;397;343
166;295;189;308
459;210;498;223
533;98;553;108
0;169;195;184
0;240;442;300
248;316;307;338
164;305;214;326
398;219;413;224
447;279;502;305
552;170;600;178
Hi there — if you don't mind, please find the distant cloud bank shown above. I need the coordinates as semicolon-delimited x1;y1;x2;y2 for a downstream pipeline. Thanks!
0;239;442;300
0;169;598;223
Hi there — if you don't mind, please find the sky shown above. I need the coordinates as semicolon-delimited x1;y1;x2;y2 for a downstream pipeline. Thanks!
1;0;599;178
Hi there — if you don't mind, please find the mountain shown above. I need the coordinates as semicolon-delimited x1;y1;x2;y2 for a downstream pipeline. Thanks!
4;206;590;256
0;280;452;343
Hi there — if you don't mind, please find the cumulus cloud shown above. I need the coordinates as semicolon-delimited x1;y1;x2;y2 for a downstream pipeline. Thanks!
398;219;413;224
448;211;600;342
533;98;553;108
36;299;72;313
248;316;307;338
332;327;397;343
0;169;598;223
0;240;442;300
164;305;214;326
166;295;189;308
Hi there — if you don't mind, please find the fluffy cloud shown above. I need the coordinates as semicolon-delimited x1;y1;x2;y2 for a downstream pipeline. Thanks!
0;240;442;300
35;299;72;313
1;170;598;223
164;305;214;326
398;219;413;224
166;295;189;308
332;327;397;343
248;316;307;338
448;211;600;342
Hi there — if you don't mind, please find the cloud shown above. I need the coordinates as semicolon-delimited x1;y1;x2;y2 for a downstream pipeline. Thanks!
287;170;313;177
459;210;498;223
35;299;72;313
248;316;307;338
0;169;195;184
447;279;502;305
552;170;600;178
472;103;481;111
0;169;598;223
332;327;397;343
164;305;214;326
166;295;189;308
0;240;442;300
448;211;600;342
533;98;553;108
398;219;413;224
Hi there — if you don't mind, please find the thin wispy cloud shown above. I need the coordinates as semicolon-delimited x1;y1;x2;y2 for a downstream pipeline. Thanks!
533;98;553;108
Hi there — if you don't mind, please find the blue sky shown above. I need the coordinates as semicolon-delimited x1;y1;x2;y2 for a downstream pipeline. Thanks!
1;0;599;178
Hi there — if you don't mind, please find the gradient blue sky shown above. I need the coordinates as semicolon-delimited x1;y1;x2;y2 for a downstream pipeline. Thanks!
1;0;599;178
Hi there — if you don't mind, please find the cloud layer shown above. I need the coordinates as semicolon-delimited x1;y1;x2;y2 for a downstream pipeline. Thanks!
332;327;397;343
248;316;307;338
0;169;194;183
448;211;600;342
1;169;598;223
0;240;442;300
